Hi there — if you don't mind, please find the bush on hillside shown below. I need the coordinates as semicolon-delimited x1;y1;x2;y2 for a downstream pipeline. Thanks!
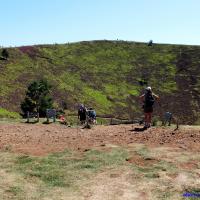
0;108;20;119
1;49;9;60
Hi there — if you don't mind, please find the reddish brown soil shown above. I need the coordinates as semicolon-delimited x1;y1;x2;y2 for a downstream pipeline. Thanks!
179;161;199;170
0;123;200;156
126;155;159;166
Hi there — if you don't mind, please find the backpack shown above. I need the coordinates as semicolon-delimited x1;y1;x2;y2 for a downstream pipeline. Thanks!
145;93;155;107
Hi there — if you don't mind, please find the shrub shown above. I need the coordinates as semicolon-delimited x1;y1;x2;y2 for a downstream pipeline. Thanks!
1;49;9;59
21;79;54;117
0;108;20;119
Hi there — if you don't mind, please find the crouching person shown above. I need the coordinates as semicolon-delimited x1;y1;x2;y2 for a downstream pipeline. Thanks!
87;107;97;124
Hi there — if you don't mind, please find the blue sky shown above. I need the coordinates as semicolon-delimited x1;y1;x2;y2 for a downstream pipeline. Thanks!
1;0;200;47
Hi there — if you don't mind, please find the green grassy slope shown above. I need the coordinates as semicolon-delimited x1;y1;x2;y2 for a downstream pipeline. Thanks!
0;40;200;124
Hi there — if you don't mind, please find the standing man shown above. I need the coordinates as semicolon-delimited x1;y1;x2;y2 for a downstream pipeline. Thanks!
78;104;87;125
139;87;159;129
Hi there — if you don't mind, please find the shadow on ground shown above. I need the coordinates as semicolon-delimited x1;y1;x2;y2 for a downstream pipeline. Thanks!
130;127;147;132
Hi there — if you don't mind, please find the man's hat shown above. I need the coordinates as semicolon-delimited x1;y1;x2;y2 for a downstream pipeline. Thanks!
146;86;152;91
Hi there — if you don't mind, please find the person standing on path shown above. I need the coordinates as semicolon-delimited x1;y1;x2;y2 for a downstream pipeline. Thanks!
78;104;87;125
139;87;159;129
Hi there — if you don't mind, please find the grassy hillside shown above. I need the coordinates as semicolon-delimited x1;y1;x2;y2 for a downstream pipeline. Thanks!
0;40;200;124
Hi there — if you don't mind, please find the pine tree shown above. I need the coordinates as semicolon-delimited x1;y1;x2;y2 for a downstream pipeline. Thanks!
21;79;53;117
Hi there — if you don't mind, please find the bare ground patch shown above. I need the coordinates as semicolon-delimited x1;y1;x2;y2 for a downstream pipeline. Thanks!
0;123;200;155
0;123;200;199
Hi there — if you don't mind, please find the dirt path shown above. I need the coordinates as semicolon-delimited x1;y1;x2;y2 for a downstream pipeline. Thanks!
0;123;200;155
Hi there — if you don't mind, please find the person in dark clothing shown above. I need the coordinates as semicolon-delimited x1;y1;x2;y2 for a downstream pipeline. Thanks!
139;87;159;128
78;104;87;124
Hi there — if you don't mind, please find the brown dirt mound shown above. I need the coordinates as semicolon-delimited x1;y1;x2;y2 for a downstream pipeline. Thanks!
0;123;200;155
126;155;159;166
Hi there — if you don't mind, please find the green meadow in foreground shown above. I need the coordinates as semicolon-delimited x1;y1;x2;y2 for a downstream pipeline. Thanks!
0;144;199;200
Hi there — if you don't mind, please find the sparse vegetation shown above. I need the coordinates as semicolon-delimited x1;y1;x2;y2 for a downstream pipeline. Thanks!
15;148;128;188
0;143;199;199
0;41;200;123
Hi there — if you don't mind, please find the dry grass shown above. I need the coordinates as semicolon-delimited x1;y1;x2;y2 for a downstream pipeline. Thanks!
0;143;199;199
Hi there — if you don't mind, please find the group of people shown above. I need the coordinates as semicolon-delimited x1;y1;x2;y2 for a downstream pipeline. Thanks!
78;104;97;124
78;86;172;129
